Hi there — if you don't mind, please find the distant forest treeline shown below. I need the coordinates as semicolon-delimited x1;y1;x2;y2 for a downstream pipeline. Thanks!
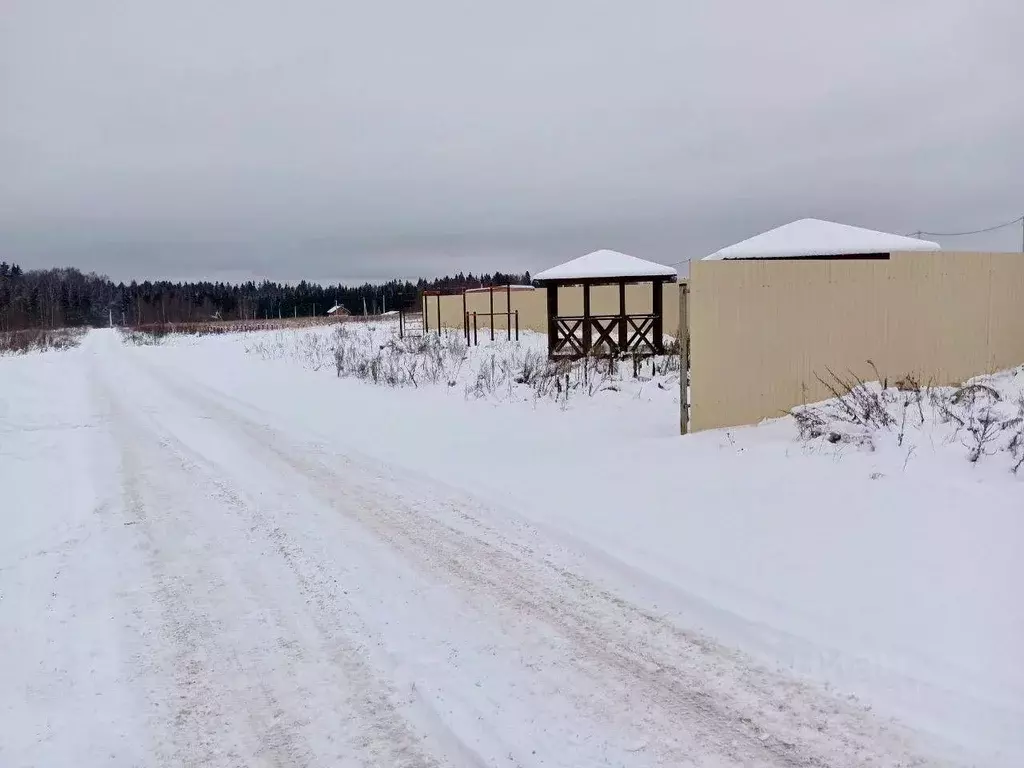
0;263;532;330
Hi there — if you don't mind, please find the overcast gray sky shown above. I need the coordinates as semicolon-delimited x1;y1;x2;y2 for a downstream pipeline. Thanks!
1;1;1022;284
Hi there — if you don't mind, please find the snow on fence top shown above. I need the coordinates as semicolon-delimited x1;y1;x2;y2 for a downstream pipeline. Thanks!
703;219;941;261
464;285;536;293
533;250;678;282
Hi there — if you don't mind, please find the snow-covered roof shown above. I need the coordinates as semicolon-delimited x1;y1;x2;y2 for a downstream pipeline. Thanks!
534;250;677;282
326;303;346;315
703;219;940;261
464;285;536;293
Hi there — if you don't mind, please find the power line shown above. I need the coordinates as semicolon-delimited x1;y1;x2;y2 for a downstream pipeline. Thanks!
911;214;1024;238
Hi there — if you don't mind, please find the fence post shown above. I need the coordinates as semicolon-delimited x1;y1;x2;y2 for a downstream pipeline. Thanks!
514;310;519;341
679;281;690;435
506;284;512;341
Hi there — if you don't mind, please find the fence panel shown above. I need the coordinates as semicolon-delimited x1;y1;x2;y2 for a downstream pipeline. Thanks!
690;251;1024;431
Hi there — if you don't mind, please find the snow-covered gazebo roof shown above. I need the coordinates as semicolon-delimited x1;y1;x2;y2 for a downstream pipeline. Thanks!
534;249;677;283
703;219;940;261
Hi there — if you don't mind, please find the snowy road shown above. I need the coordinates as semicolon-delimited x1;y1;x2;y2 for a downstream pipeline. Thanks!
1;332;960;766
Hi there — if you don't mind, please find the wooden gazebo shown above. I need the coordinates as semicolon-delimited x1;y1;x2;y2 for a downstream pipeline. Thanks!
533;250;677;358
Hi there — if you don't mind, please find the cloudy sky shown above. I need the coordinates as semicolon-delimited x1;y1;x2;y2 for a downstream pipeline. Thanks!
1;1;1022;284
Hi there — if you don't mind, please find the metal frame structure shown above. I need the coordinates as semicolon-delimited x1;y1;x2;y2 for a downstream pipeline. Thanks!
463;284;520;346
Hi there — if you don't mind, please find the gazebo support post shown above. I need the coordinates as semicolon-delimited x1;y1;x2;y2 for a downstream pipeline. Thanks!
546;284;558;357
652;279;664;353
582;283;592;354
617;280;627;352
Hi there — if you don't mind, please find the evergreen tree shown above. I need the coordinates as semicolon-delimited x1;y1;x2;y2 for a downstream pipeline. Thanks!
0;264;531;330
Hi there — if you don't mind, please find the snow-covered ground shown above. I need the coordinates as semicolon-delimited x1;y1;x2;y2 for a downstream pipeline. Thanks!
1;325;1021;767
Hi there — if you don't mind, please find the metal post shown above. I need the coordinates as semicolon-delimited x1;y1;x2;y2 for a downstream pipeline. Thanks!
679;281;690;435
422;294;429;333
463;292;469;345
489;286;495;342
514;310;519;341
506;284;512;341
436;293;441;335
472;312;478;346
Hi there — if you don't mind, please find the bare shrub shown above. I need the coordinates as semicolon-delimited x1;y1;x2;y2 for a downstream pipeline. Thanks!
816;368;895;430
249;322;681;406
794;363;1024;472
0;327;87;355
129;317;343;337
939;384;1023;465
791;368;896;449
332;326;468;389
119;328;164;346
1009;395;1024;474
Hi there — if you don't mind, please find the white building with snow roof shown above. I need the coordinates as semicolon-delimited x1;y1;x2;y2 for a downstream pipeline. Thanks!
703;219;940;261
686;218;1023;433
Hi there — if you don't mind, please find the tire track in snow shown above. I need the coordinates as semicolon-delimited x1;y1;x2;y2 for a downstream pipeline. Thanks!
100;384;313;767
132;348;950;767
90;360;453;768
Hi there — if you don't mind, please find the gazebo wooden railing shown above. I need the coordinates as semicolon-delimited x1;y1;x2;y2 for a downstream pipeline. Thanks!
552;313;659;356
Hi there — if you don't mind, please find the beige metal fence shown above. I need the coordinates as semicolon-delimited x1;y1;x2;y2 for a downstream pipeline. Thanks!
689;251;1024;431
425;283;680;339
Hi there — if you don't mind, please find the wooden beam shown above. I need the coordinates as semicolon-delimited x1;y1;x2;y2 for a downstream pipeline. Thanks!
651;280;664;353
582;284;592;354
617;280;628;353
546;284;558;358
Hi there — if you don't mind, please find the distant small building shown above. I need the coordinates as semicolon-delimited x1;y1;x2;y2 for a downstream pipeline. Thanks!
326;303;349;316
